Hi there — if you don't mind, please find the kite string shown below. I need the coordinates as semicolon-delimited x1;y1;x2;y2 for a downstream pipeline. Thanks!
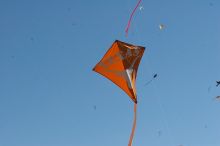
144;55;175;145
125;0;142;36
144;78;153;86
128;103;137;146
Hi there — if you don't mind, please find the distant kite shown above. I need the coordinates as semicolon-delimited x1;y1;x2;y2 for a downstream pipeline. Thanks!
216;81;220;101
216;81;220;87
159;24;165;30
93;40;145;146
139;6;144;11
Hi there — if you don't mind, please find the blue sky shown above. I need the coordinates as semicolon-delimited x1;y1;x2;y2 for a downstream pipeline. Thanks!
0;0;220;146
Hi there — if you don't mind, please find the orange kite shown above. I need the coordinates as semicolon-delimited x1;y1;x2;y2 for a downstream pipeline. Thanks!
93;40;145;146
93;40;145;103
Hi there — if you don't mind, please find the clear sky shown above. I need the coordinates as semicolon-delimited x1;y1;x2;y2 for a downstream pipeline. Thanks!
0;0;220;146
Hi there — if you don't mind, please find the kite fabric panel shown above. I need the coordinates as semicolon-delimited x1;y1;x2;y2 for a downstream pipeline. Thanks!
93;40;145;103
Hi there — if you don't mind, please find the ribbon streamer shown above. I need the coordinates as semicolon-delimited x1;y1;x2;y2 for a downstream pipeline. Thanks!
125;0;142;36
128;103;137;146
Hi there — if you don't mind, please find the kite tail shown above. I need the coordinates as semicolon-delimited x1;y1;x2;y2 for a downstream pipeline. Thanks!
128;103;137;146
125;0;142;36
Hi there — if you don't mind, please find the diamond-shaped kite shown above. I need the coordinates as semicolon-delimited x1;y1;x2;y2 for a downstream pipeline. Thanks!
93;40;145;103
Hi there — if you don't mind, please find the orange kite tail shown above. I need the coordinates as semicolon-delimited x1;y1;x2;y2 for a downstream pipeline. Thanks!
128;103;137;146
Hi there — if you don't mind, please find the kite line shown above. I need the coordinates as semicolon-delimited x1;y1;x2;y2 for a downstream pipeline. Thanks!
125;0;142;36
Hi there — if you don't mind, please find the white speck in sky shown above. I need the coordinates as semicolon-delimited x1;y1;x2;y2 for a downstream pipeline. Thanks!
159;24;165;30
139;6;144;11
